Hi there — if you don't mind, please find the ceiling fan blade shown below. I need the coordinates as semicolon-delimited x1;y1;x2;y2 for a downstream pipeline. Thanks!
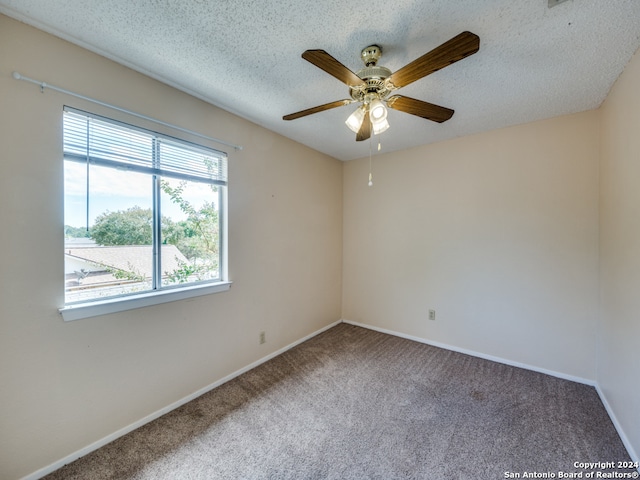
387;31;479;89
356;110;372;142
283;99;353;121
386;95;454;123
302;50;366;87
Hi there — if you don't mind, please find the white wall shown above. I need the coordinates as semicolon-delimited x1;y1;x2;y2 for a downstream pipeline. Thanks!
343;111;601;380
0;15;343;480
599;47;640;462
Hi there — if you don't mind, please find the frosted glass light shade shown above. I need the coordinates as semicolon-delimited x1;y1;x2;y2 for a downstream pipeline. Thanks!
372;117;390;134
369;99;387;121
345;106;365;133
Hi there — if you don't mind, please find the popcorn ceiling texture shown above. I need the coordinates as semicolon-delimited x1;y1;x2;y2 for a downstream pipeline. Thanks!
1;0;639;160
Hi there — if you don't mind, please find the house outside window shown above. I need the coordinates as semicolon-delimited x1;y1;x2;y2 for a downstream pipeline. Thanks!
63;107;228;312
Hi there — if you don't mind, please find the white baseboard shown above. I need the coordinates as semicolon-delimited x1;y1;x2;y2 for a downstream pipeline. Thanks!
343;319;640;468
595;384;640;468
22;319;342;480
342;319;596;386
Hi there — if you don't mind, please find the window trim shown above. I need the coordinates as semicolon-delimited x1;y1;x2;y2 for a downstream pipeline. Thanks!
59;281;232;321
62;107;230;319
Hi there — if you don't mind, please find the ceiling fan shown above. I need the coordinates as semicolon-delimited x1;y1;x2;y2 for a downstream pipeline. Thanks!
283;31;480;142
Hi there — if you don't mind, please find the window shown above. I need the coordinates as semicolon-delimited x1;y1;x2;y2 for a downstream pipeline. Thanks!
62;107;229;319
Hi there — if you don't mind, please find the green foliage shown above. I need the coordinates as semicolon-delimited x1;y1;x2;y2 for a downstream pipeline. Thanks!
64;225;91;238
164;259;211;284
90;206;153;246
160;180;219;265
159;179;219;283
109;262;146;282
75;180;220;283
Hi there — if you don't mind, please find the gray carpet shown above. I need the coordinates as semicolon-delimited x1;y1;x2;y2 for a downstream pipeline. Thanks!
44;323;632;479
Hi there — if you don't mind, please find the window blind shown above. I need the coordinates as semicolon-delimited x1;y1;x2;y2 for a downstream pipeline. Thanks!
63;107;228;186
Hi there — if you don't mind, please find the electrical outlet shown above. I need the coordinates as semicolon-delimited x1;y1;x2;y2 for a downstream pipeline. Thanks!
428;309;436;321
259;331;266;344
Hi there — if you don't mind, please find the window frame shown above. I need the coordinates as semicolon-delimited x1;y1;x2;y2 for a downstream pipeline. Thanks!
60;107;230;321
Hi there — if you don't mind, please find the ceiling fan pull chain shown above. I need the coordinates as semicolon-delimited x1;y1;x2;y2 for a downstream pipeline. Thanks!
368;136;374;187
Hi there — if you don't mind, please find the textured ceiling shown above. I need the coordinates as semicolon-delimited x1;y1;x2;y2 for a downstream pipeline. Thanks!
2;0;640;160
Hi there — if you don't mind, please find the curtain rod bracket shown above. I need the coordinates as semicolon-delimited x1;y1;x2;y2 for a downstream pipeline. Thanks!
11;71;243;151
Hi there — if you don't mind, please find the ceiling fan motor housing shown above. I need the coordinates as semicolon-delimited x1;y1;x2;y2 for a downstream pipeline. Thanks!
351;45;394;103
351;66;393;102
361;44;382;66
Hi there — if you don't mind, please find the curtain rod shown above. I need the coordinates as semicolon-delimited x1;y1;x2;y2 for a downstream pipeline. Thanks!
12;71;243;151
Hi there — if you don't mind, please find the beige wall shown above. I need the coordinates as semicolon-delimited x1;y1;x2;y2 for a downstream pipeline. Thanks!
343;111;601;380
599;48;640;461
0;15;343;480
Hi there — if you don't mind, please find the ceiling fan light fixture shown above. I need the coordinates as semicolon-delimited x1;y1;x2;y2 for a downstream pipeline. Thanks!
369;98;387;122
372;117;390;135
345;105;366;133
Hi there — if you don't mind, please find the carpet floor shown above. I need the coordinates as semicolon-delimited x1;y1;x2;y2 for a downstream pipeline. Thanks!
44;323;632;479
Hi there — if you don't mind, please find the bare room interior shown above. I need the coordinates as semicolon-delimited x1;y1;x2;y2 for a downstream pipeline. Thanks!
1;1;639;479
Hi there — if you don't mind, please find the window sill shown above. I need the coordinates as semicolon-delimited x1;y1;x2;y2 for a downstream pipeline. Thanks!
59;281;232;321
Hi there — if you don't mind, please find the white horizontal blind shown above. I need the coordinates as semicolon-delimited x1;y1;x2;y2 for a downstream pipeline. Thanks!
63;107;228;185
